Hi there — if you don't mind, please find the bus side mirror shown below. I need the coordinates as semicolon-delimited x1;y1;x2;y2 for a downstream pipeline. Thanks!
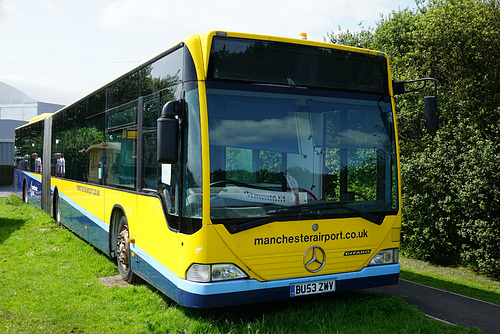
393;78;440;133
424;96;439;133
157;100;181;164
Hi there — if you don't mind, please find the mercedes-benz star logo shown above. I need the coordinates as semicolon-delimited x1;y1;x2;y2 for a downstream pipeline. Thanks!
303;246;326;273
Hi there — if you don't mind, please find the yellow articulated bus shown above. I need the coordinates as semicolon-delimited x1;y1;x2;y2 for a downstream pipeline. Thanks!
14;31;438;308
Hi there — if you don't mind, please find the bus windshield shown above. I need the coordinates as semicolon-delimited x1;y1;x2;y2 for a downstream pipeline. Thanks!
207;83;398;229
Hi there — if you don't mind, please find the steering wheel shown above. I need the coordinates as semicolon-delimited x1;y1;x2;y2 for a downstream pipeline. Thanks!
354;192;369;201
210;179;259;189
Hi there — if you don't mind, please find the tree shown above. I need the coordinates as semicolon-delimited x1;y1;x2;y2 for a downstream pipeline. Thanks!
327;0;500;276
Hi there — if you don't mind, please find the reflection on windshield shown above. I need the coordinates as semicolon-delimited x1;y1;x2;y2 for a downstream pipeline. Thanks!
207;84;398;225
210;116;299;148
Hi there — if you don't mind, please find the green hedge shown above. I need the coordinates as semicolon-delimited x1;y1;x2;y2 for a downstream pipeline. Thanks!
327;0;500;277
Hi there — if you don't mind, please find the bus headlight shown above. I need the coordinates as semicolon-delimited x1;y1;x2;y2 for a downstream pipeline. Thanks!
368;248;399;266
186;263;248;282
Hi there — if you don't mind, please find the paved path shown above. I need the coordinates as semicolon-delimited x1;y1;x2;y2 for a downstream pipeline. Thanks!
0;185;13;198
366;279;500;334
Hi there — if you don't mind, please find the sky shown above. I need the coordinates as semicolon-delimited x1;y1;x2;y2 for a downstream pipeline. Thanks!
0;0;417;106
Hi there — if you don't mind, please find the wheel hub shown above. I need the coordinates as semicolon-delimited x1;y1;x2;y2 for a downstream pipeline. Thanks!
117;226;130;266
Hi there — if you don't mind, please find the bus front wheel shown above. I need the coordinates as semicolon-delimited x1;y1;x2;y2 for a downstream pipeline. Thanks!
116;215;136;283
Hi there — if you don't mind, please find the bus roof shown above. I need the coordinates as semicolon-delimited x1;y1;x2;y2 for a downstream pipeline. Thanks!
28;113;53;124
38;31;390;120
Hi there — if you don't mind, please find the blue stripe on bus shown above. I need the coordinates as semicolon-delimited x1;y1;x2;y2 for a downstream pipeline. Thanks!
13;171;108;235
57;190;109;233
174;273;399;308
14;172;108;241
56;189;110;254
130;242;399;308
14;171;43;207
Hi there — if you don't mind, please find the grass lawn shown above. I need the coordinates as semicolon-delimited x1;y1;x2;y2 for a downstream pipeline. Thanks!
0;195;482;333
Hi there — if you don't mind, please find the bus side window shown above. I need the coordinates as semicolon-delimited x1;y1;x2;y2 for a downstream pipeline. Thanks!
86;113;105;185
142;96;160;190
106;128;137;189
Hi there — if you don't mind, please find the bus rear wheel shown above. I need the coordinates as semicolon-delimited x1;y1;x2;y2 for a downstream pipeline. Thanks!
53;190;61;227
116;215;136;283
22;180;28;204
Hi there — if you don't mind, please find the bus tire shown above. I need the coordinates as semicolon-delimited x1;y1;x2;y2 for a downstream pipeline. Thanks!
22;179;28;204
53;189;61;227
116;215;136;283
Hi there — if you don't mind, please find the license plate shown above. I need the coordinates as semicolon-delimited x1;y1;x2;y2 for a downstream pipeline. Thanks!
290;280;336;297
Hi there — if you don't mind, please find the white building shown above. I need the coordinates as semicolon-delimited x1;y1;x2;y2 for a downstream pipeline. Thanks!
0;81;64;168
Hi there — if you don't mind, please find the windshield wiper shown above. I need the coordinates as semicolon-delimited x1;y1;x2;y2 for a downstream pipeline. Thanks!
226;214;295;234
276;203;383;225
227;202;384;234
